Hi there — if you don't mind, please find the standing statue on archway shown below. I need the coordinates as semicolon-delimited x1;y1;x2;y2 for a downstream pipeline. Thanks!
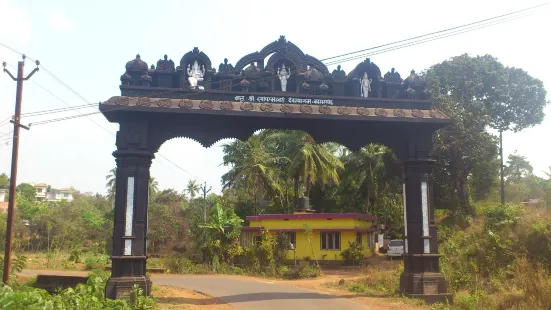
360;72;372;98
277;63;290;92
188;60;205;89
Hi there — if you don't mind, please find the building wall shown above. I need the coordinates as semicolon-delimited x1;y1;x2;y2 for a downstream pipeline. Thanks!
247;216;373;262
35;187;47;199
286;231;371;262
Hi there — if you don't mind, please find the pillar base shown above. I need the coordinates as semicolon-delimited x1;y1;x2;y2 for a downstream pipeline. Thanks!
105;276;151;300
400;272;452;304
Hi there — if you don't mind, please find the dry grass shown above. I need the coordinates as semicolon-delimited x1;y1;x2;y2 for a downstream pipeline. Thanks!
153;285;233;310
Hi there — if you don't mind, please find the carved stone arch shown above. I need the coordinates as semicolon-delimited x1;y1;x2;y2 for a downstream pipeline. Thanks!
265;52;301;73
234;36;329;75
348;58;382;79
303;55;329;75
235;52;263;73
179;47;212;71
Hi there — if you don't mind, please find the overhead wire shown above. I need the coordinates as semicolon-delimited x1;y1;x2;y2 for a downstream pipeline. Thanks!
3;3;542;122
1;53;204;183
1;4;547;181
323;11;537;66
320;3;548;62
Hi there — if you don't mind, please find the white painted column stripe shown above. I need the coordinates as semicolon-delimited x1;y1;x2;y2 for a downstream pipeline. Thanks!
124;176;135;256
402;183;408;253
421;181;430;254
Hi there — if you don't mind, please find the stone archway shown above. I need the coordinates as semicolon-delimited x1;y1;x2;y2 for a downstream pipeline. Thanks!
101;37;452;303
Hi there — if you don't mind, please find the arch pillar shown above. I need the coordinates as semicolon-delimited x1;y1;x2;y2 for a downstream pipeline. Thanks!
105;120;153;299
399;135;452;304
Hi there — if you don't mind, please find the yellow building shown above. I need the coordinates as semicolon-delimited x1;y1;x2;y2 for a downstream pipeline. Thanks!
241;210;376;264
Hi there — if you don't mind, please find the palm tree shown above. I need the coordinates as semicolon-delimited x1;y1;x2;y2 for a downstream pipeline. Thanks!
186;180;200;199
344;144;399;214
221;135;287;214
542;166;551;181
106;168;117;206
270;131;343;203
149;177;159;198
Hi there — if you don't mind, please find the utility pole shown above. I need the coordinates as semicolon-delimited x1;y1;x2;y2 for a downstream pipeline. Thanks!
2;56;39;284
199;182;211;264
200;182;212;222
499;129;505;206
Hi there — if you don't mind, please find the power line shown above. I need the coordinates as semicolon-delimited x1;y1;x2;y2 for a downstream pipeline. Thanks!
323;11;535;66
2;5;541;120
2;5;544;182
2;54;204;184
320;3;548;62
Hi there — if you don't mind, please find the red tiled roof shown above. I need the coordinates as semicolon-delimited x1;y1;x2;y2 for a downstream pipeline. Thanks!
242;226;376;232
246;213;376;222
0;202;8;213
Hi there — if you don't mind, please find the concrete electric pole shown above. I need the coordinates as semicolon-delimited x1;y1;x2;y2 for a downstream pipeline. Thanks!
2;56;39;284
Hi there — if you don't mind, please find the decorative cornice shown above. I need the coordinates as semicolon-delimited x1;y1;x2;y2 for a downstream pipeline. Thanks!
101;96;449;120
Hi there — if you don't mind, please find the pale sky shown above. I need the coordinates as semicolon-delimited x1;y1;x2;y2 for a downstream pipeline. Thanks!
0;0;550;195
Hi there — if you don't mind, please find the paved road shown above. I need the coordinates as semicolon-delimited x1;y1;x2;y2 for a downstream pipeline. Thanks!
21;270;369;310
154;275;368;310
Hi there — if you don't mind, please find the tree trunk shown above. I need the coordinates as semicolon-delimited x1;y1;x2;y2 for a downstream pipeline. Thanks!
294;173;300;209
306;175;311;198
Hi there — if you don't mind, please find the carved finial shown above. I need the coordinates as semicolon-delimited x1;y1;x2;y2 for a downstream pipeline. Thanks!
337;65;341;71
136;54;141;59
391;68;395;73
164;54;168;60
279;35;286;43
224;58;228;64
193;47;199;54
150;64;155;69
410;69;416;75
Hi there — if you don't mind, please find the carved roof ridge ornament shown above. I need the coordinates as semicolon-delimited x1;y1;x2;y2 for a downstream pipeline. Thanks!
179;47;212;71
156;54;175;73
218;58;235;76
234;36;329;75
125;54;148;72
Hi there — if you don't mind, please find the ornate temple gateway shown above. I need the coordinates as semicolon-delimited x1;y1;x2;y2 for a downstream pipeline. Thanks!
100;36;452;303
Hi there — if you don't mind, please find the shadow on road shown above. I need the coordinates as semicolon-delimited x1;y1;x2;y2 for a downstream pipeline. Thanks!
155;296;225;305
218;292;341;303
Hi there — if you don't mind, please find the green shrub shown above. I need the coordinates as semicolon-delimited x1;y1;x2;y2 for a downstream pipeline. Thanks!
0;269;155;309
84;255;109;270
68;247;82;263
283;261;320;279
163;256;209;274
340;241;364;265
0;254;27;282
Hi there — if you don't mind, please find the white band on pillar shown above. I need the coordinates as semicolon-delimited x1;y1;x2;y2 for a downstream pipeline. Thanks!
124;176;135;255
402;183;408;253
421;181;430;254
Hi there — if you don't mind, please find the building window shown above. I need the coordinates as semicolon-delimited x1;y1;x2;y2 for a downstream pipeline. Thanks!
254;235;262;244
37;189;42;193
356;232;362;245
64;193;69;198
279;232;296;248
321;232;340;250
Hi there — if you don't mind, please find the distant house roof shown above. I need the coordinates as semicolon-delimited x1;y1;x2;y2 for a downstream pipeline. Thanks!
0;202;8;213
246;213;376;222
34;183;48;187
58;188;73;192
242;226;377;232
